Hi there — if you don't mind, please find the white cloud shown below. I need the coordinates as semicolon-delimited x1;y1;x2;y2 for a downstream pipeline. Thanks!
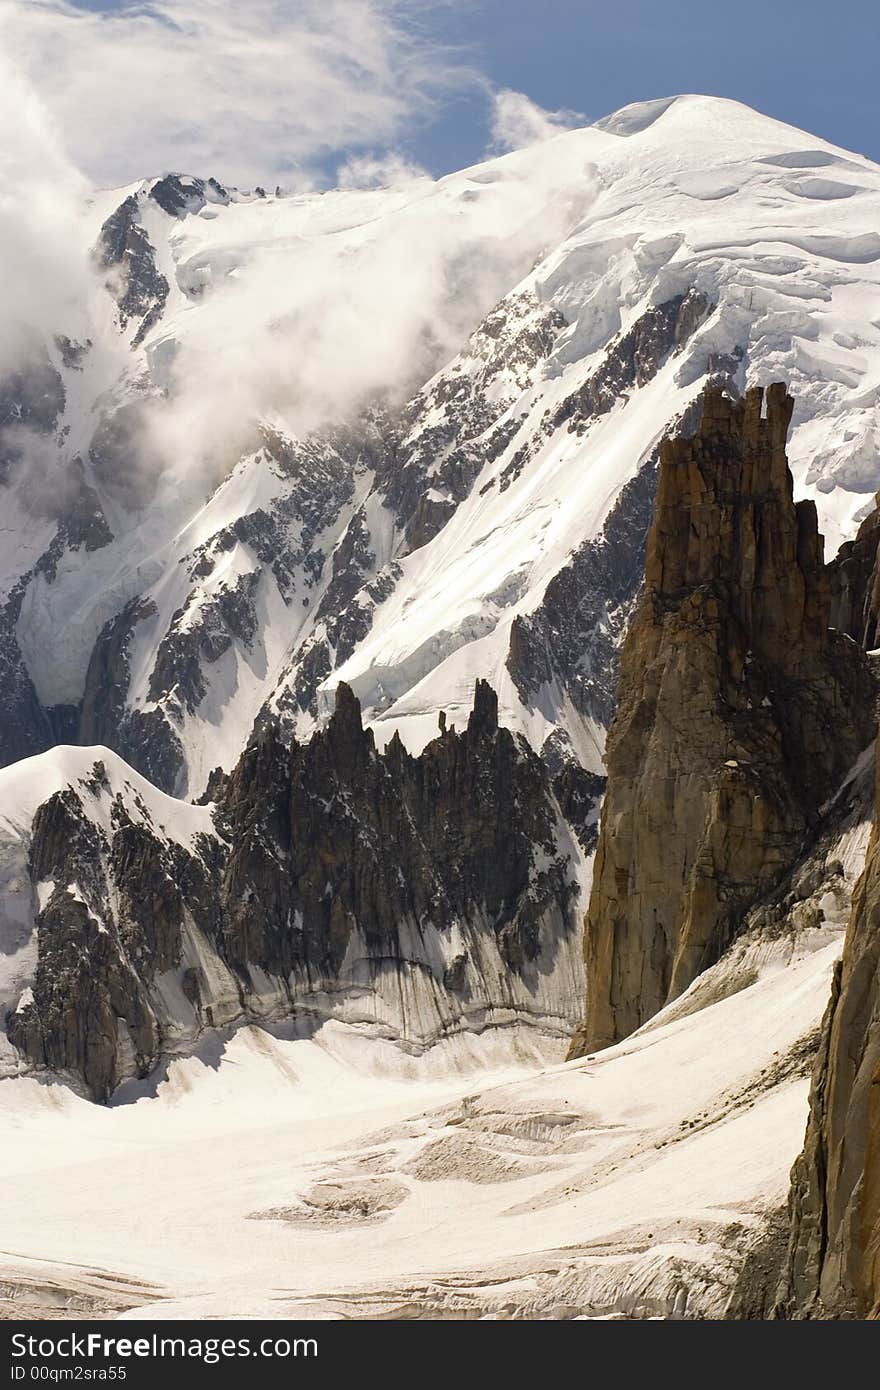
0;52;92;376
142;147;592;483
0;3;594;513
335;152;430;190
0;0;476;188
490;88;582;153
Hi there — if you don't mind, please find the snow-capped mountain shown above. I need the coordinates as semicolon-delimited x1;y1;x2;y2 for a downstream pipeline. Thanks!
3;94;880;1320
2;94;880;805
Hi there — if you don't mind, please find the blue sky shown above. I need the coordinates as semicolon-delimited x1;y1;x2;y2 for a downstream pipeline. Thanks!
14;1;880;184
418;0;880;171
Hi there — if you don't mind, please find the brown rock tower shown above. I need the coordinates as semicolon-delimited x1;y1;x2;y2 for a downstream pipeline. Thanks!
569;383;875;1057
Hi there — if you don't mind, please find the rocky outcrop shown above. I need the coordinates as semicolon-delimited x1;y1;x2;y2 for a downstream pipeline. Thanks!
7;682;581;1100
0;351;66;478
774;805;880;1317
774;506;880;1318
149;173;229;220
552;290;711;435
97;195;169;344
381;291;566;553
828;494;880;650
147;571;261;714
569;384;876;1057
6;784;185;1100
79;598;188;796
0;600;54;767
507;454;658;733
221;679;575;978
96;175;230;337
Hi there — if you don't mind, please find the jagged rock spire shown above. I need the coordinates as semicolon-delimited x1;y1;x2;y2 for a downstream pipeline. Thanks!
467;678;499;738
569;383;876;1057
776;488;880;1320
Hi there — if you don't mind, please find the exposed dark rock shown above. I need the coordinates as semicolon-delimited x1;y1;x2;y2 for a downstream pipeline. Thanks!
115;710;187;799
149;174;225;218
507;451;658;731
189;426;366;612
96;194;169;341
443;953;469;993
80;598;155;747
775;501;880;1318
0;354;66;437
774;829;880;1318
381;292;566;553
0;601;53;767
76;418;377;787
552;290;712;435
551;761;606;854
220;678;573;979
79;598;186;795
10;683;578;1100
569;384;876;1057
150;175;194;218
46;704;80;744
7;787;188;1101
828;492;880;649
60;471;114;552
0;352;66;478
148;571;261;715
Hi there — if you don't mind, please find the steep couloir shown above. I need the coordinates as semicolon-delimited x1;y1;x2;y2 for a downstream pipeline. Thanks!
569;383;876;1057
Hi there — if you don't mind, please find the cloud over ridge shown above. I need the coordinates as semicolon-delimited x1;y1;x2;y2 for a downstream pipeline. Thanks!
1;0;478;187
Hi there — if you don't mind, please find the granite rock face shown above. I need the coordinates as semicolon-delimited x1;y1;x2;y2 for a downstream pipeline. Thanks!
220;679;575;977
6;782;188;1100
7;683;581;1100
569;384;876;1056
828;494;880;651
775;505;880;1319
775;795;880;1318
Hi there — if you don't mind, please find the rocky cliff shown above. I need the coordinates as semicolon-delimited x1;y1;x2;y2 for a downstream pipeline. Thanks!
828;496;880;651
5;682;583;1100
569;384;876;1057
775;832;880;1317
774;508;880;1319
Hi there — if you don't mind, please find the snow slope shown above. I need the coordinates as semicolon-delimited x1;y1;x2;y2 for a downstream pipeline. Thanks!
0;926;845;1320
0;752;870;1319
